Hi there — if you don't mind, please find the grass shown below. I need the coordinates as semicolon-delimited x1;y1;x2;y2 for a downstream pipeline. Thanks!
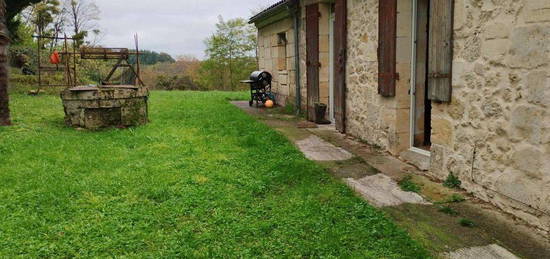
443;172;462;189
398;175;421;193
459;218;475;228
434;194;466;205
0;91;429;258
437;206;459;216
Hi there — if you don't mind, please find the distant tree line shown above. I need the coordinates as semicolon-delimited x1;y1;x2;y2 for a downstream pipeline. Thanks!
129;50;175;66
140;16;258;92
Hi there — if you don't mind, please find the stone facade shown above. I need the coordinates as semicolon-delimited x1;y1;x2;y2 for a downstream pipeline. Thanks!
429;0;550;233
61;85;149;130
253;0;550;233
255;0;333;113
257;16;296;107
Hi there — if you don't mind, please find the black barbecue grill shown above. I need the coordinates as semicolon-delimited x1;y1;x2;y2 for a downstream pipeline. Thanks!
241;71;274;107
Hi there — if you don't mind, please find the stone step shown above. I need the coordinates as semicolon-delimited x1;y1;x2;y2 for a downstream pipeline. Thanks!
296;135;353;161
443;244;519;259
345;174;430;207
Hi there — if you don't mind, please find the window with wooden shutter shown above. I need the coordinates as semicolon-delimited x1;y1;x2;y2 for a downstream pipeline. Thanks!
378;0;397;97
428;0;454;102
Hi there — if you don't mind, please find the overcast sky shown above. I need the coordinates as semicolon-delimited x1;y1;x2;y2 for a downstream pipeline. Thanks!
95;0;277;60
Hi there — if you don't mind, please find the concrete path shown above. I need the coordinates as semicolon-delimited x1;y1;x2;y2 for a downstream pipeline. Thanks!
345;174;430;207
443;244;519;259
296;135;353;161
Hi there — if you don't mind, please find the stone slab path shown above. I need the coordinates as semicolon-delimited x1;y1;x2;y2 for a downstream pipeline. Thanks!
345;174;430;207
295;135;353;161
232;101;550;259
443;244;519;259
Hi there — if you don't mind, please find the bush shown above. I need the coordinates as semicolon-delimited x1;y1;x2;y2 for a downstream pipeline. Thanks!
8;46;37;69
154;74;203;91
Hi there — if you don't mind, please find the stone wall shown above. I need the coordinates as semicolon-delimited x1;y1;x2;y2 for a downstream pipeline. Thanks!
429;0;550;232
346;0;409;154
256;0;550;232
256;0;332;112
257;17;296;106
345;0;550;233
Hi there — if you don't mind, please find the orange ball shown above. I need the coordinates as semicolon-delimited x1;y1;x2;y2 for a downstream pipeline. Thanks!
265;99;274;108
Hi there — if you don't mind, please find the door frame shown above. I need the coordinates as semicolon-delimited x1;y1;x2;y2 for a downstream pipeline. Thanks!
329;5;335;123
409;0;431;157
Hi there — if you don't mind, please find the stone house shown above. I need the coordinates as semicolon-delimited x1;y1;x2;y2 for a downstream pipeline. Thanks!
250;0;550;233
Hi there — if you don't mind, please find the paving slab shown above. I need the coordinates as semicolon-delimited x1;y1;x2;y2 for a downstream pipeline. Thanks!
443;244;519;259
345;174;430;207
330;162;379;179
296;135;353;161
400;150;431;171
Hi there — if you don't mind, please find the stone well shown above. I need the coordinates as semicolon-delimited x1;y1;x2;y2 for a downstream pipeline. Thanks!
61;85;149;129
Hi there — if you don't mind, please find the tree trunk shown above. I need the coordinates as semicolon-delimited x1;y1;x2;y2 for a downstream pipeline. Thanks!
0;0;11;126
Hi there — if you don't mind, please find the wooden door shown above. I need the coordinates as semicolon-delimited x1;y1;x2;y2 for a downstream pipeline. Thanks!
378;0;397;97
306;4;320;121
333;0;347;132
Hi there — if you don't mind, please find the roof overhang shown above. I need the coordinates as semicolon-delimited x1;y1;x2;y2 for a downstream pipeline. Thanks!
249;0;294;29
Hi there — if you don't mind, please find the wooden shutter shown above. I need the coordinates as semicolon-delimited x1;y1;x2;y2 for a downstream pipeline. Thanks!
334;0;347;132
306;4;320;121
378;0;397;97
428;0;454;102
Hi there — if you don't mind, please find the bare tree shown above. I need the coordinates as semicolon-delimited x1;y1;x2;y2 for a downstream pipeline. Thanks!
0;0;10;125
64;0;99;46
49;4;66;51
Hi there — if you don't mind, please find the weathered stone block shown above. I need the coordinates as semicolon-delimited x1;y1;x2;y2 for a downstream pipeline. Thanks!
484;22;510;40
510;105;545;144
507;25;549;69
525;0;550;23
453;0;467;30
495;170;544;213
512;146;545;179
481;39;508;62
526;70;549;107
431;118;454;146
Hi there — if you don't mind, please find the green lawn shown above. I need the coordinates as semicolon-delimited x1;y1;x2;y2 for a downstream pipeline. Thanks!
0;91;429;258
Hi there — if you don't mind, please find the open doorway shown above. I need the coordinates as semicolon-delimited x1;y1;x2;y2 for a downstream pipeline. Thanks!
410;0;432;152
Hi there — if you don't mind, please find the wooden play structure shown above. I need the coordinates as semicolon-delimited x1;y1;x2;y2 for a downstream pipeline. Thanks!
33;34;149;130
34;34;144;92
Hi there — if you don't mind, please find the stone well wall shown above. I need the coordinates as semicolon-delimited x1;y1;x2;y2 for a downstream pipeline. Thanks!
61;86;149;130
